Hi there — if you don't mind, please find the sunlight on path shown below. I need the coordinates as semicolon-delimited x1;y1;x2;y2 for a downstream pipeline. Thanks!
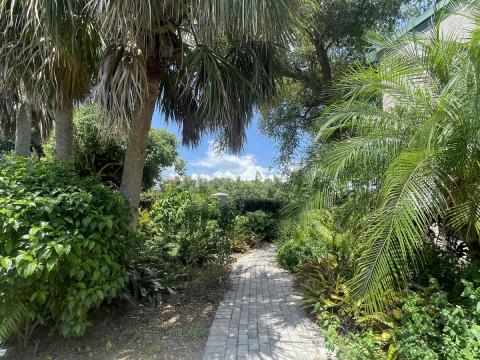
203;245;336;360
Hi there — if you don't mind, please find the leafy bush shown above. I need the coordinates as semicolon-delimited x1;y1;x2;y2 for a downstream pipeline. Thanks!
296;233;480;360
126;264;177;307
276;210;335;272
144;186;232;268
298;256;350;316
188;177;289;205
317;278;480;360
231;211;277;251
393;279;480;359
0;157;131;346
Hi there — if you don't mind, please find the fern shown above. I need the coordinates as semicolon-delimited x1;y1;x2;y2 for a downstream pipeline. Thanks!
0;300;27;344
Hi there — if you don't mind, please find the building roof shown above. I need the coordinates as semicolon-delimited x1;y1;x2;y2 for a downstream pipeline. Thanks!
366;0;452;63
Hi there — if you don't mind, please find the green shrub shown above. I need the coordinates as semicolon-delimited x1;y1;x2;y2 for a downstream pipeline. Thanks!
234;211;277;241
276;210;335;272
392;279;480;359
0;157;131;346
299;239;480;360
145;186;231;268
318;278;480;360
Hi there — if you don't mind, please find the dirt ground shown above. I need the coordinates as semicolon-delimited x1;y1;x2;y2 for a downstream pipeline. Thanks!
3;269;231;360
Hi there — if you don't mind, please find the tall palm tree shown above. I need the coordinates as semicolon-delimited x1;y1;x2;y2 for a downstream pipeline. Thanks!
88;0;296;226
0;81;52;157
296;8;480;310
0;0;102;160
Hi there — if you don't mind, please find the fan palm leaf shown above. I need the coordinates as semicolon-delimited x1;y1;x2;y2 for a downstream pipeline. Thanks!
0;0;103;159
84;0;296;226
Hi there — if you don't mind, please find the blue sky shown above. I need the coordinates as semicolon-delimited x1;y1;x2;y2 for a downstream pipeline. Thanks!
152;110;280;180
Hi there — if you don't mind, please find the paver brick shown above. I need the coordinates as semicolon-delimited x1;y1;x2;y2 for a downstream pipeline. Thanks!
203;245;336;360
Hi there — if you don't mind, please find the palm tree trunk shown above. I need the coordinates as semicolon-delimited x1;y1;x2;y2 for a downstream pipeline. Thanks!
15;101;31;157
55;100;74;160
120;78;161;229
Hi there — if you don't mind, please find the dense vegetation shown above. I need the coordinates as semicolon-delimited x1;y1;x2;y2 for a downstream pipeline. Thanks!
272;4;480;359
44;105;183;190
1;1;480;359
259;0;436;166
0;157;131;346
0;154;284;347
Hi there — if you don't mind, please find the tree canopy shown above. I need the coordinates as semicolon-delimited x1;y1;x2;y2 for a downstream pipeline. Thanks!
259;0;435;167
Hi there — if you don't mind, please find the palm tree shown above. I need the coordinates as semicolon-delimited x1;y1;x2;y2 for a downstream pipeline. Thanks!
0;0;102;160
0;81;52;157
296;9;480;310
14;91;31;157
88;0;296;227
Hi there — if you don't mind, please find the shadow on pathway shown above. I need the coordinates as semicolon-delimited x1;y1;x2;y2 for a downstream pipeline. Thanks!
203;245;337;360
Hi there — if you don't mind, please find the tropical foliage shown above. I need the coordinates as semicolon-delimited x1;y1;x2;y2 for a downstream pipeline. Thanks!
259;0;435;166
143;185;233;268
0;157;131;346
277;210;340;271
269;4;480;359
305;246;480;360
294;8;480;310
88;0;296;224
3;0;480;358
0;0;297;228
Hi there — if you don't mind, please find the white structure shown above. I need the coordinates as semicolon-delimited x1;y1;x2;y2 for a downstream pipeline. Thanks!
211;193;229;202
367;0;476;110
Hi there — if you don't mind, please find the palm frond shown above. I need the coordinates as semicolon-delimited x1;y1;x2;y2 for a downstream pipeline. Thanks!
350;149;449;311
296;10;480;311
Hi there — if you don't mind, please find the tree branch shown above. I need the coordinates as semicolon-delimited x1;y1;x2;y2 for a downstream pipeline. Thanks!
281;68;324;94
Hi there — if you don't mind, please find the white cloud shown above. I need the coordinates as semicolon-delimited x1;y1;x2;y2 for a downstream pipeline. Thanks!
161;165;178;179
190;141;278;181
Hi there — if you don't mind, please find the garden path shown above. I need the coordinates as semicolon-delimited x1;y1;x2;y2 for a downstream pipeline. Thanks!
203;245;336;360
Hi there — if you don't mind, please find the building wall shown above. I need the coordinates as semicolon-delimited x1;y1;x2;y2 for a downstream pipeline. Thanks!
437;11;475;41
383;8;475;110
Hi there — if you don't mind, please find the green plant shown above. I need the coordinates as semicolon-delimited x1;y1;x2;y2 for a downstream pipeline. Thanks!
294;14;480;309
0;157;131;346
259;0;424;168
146;186;232;268
233;210;277;247
277;210;335;271
308;265;480;360
126;264;176;307
391;279;480;360
298;257;349;315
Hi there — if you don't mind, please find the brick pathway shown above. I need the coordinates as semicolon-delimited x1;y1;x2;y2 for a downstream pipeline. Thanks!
203;245;336;360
